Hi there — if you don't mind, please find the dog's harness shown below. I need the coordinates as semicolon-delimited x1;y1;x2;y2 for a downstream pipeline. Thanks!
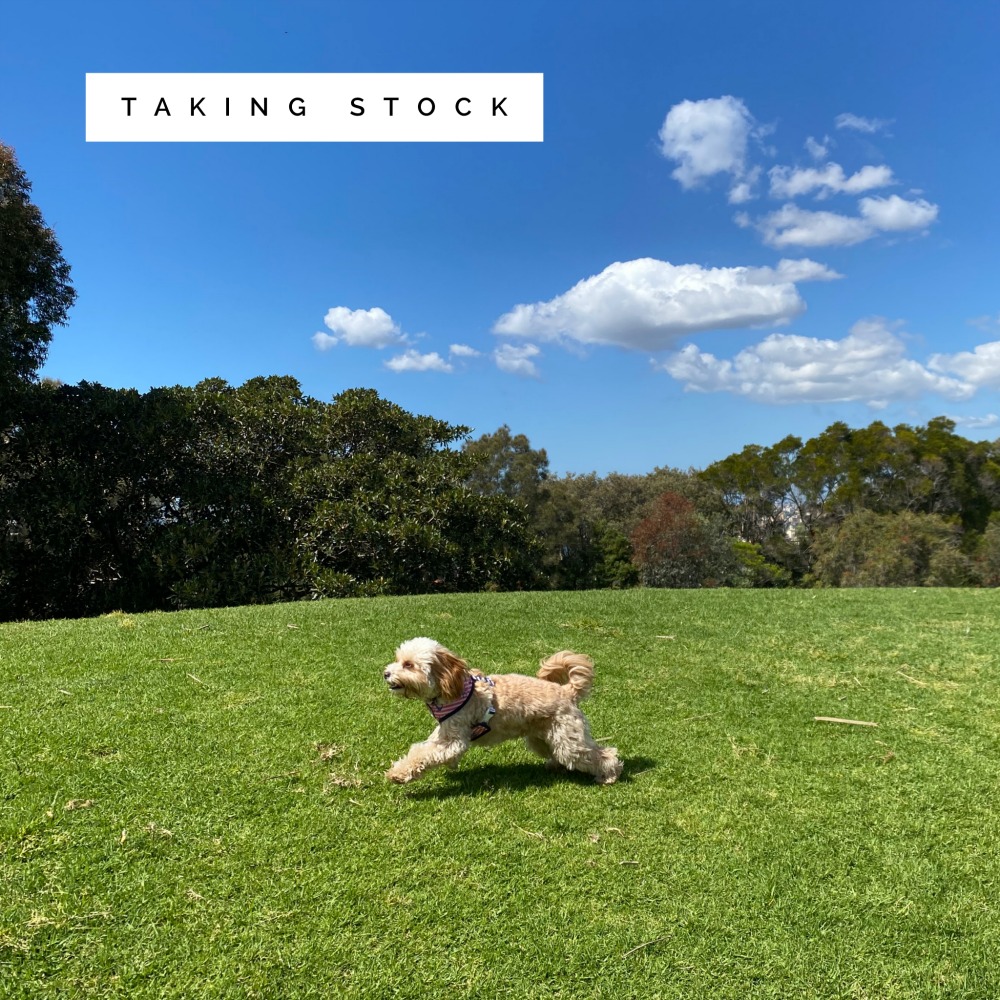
427;673;496;740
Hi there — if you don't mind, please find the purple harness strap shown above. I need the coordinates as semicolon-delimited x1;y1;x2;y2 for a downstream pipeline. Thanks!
427;673;496;739
427;674;477;722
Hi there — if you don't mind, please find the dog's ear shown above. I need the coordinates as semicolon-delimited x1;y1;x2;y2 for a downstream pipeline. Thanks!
433;647;468;702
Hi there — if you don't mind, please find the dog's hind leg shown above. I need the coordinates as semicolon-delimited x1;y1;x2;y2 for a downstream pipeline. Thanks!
524;735;563;771
547;713;623;785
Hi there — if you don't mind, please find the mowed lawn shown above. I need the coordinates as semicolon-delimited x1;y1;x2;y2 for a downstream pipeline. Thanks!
2;588;999;999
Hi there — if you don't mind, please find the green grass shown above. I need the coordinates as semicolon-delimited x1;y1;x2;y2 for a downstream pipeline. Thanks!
2;588;1000;998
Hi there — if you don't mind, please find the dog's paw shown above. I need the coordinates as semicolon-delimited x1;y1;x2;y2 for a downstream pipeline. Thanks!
385;766;414;784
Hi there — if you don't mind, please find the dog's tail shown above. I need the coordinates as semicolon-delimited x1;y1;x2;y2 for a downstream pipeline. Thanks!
537;650;595;703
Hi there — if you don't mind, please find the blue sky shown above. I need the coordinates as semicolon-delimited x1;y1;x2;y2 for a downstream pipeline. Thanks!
3;1;999;475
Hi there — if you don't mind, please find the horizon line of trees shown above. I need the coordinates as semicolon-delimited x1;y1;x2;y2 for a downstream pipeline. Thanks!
4;139;1000;622
463;418;1000;594
5;379;1000;620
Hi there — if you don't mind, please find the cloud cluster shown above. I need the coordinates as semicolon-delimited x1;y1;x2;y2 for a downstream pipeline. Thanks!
381;343;486;374
768;163;894;199
949;413;999;430
448;343;481;359
493;257;839;351
311;304;540;378
804;135;830;161
658;97;937;248
969;313;1000;334
312;99;958;402
659;318;975;406
744;195;939;249
859;194;939;232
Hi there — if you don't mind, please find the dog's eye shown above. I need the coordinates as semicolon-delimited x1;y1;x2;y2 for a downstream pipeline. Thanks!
402;660;414;669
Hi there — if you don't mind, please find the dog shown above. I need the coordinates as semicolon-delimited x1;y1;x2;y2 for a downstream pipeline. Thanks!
383;637;622;785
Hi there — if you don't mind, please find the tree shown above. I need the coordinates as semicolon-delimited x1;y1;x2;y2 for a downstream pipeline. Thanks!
699;435;812;580
973;514;1000;586
0;143;76;400
731;541;792;588
555;466;717;540
152;376;322;609
701;435;805;543
0;380;190;619
543;509;638;590
538;466;721;590
464;426;594;587
810;510;969;588
296;393;539;597
803;417;998;530
463;425;550;518
0;380;542;620
630;491;738;588
702;417;1000;582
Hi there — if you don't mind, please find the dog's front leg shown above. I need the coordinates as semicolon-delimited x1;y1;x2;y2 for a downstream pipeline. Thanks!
385;736;468;784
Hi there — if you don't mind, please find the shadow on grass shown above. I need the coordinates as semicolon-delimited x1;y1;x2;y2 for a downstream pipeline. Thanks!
403;755;658;799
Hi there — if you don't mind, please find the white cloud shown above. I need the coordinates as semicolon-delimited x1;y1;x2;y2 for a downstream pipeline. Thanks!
449;343;481;358
969;314;1000;333
858;194;938;232
658;318;973;406
493;257;838;351
929;340;1000;389
318;306;405;349
835;113;892;134
658;96;757;202
758;258;843;283
493;343;541;378
727;181;754;205
312;331;338;352
752;194;939;248
727;166;761;205
384;349;453;373
753;204;874;248
949;413;1000;431
804;135;830;160
768;162;894;199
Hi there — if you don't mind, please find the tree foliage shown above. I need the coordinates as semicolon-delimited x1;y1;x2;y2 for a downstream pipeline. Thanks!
701;418;1000;582
810;510;970;588
973;514;1000;586
0;380;538;620
464;425;549;513
297;392;538;598
0;381;186;618
630;492;737;588
0;143;76;399
462;432;662;589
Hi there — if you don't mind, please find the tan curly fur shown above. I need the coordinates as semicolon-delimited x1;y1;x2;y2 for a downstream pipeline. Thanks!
382;637;622;785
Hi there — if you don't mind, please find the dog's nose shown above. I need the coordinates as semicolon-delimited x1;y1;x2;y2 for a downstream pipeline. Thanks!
383;669;392;680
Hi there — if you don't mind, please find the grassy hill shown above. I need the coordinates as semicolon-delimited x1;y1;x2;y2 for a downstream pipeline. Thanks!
2;589;999;998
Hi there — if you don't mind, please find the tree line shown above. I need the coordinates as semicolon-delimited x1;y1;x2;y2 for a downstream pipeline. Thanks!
1;378;542;620
3;139;1000;621
467;420;1000;593
4;382;998;620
